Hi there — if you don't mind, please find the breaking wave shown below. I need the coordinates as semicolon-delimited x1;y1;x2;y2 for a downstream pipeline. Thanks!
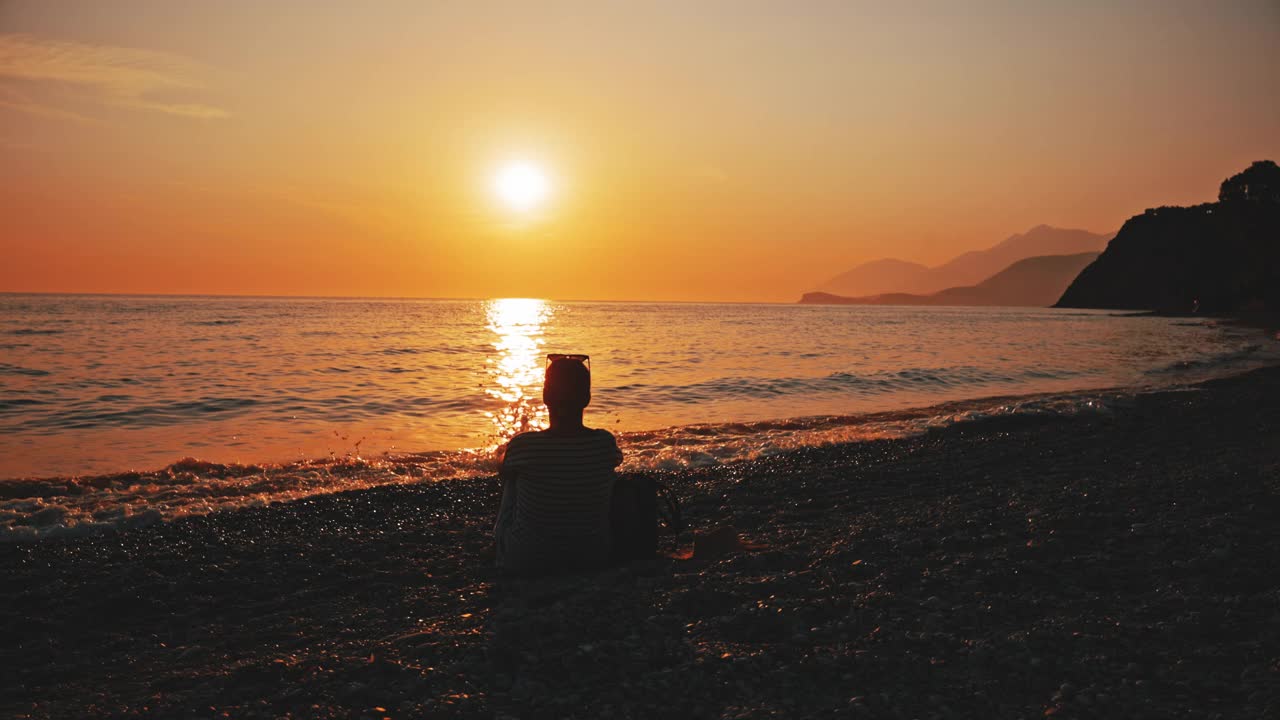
0;385;1130;542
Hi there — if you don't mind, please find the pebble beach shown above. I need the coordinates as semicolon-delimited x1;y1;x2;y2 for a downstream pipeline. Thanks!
3;366;1279;719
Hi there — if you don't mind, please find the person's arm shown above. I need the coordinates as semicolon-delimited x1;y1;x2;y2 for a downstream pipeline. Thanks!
602;430;624;468
499;434;526;486
499;456;516;486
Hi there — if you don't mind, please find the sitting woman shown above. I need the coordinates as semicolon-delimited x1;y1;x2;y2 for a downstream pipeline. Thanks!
494;355;623;575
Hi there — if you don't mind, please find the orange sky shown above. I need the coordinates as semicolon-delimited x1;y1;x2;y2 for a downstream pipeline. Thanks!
2;1;1278;302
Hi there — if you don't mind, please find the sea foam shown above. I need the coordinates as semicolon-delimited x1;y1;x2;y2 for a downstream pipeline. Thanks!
0;386;1132;542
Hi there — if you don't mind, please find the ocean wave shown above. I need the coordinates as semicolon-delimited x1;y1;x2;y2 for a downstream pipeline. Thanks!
1145;344;1263;376
8;328;64;335
185;319;244;326
0;385;1128;542
0;363;49;377
4;392;483;431
39;376;142;391
0;454;489;542
616;388;1123;470
10;396;261;430
374;345;478;356
319;365;369;374
0;398;48;411
603;365;1090;406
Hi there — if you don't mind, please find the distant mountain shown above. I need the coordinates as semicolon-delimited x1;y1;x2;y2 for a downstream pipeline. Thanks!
930;226;1112;289
801;252;1099;307
817;258;934;297
816;225;1113;297
1057;160;1280;312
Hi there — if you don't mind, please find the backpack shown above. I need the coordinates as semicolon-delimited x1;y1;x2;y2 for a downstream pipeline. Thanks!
609;474;683;563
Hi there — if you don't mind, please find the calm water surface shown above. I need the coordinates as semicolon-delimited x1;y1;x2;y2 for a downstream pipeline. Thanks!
2;294;1276;479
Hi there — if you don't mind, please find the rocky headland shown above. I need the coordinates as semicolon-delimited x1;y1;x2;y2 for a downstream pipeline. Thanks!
1057;160;1280;312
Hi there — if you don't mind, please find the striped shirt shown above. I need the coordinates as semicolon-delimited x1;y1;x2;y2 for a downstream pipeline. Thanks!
495;428;623;573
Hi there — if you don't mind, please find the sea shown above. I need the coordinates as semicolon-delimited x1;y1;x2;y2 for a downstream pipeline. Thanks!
3;294;1278;539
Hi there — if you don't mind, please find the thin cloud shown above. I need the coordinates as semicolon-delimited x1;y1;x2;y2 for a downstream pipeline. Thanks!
0;33;227;120
0;84;98;124
124;100;228;119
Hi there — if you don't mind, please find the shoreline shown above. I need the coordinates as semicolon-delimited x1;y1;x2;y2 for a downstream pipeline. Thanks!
5;358;1274;541
0;366;1164;486
3;365;1279;718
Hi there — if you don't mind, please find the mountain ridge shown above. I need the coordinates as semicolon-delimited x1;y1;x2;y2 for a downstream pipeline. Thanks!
801;252;1099;307
816;225;1113;298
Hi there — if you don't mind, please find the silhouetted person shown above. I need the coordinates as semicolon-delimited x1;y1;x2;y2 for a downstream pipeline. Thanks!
494;355;622;575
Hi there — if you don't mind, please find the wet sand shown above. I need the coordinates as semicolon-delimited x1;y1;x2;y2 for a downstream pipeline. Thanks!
3;367;1279;719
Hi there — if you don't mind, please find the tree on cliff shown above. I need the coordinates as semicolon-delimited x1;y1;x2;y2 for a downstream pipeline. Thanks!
1218;160;1280;205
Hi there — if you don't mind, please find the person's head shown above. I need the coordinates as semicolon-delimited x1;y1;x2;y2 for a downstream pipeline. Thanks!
543;356;591;413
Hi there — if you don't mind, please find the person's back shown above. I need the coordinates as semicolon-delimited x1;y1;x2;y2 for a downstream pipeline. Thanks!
497;427;620;573
494;355;622;575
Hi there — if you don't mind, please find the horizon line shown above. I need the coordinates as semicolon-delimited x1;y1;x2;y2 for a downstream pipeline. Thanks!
0;290;801;307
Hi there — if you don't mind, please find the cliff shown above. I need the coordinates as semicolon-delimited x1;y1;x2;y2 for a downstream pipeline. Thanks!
800;252;1099;307
1055;160;1280;312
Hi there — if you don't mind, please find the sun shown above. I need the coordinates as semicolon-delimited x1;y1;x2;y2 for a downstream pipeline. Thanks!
492;161;551;212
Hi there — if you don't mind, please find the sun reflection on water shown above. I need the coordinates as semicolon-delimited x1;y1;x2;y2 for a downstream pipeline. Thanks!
484;298;552;443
